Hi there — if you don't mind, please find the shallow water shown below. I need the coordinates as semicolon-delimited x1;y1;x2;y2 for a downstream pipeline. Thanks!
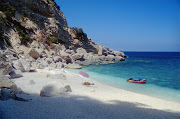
67;52;180;103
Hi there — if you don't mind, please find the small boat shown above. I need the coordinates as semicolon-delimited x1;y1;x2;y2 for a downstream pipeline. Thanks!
127;78;147;83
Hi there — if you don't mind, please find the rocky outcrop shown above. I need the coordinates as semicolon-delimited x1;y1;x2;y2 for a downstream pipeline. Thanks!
0;0;126;75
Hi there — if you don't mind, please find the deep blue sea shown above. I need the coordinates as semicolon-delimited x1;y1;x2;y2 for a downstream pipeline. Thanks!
67;52;180;103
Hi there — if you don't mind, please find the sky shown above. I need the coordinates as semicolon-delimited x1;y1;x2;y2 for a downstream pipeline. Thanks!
55;0;180;52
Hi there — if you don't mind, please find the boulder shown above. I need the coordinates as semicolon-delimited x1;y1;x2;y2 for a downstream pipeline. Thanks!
9;69;23;79
60;51;72;63
28;48;42;59
21;60;31;72
48;63;57;69
84;55;93;60
112;51;125;57
12;60;25;72
0;52;13;75
40;84;72;97
77;60;94;65
114;56;122;61
60;85;72;92
72;54;84;60
99;55;106;61
105;55;115;61
10;84;24;94
76;48;87;54
120;57;125;61
65;49;74;54
66;63;82;69
37;59;49;69
45;58;53;64
40;85;59;97
60;51;69;58
53;56;62;63
4;49;18;61
31;61;39;69
56;62;65;68
92;56;101;62
0;75;14;88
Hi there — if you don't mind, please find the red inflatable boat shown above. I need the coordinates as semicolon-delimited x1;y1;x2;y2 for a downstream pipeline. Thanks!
127;78;147;83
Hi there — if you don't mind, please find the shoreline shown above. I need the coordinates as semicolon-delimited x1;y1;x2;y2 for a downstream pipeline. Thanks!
66;68;180;104
1;69;180;119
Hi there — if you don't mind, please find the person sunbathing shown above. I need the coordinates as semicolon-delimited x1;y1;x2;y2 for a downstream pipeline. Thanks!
83;82;94;85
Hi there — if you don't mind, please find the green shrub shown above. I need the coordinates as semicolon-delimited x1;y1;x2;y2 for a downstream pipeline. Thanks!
20;36;32;46
4;36;11;47
0;2;16;19
20;16;24;21
15;25;32;45
0;15;8;26
21;9;28;16
71;27;87;39
48;36;59;43
0;27;11;47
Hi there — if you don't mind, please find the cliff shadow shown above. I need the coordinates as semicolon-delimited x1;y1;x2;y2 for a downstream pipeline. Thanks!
0;92;180;119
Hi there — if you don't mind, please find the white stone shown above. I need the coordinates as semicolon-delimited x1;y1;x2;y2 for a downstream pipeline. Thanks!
9;69;23;79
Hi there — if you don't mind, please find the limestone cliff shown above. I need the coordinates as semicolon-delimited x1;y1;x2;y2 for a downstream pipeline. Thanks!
0;0;126;73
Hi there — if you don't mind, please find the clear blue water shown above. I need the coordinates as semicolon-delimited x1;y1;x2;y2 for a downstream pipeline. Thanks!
67;52;180;103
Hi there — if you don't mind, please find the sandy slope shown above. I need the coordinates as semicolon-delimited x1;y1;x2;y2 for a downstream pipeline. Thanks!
0;70;180;119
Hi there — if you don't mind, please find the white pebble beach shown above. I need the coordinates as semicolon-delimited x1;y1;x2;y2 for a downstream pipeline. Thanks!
0;69;180;119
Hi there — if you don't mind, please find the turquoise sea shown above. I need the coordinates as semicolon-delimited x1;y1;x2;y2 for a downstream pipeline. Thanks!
67;52;180;103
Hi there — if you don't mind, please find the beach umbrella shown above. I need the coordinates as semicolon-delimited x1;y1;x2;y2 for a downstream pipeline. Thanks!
79;71;89;84
79;71;89;78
